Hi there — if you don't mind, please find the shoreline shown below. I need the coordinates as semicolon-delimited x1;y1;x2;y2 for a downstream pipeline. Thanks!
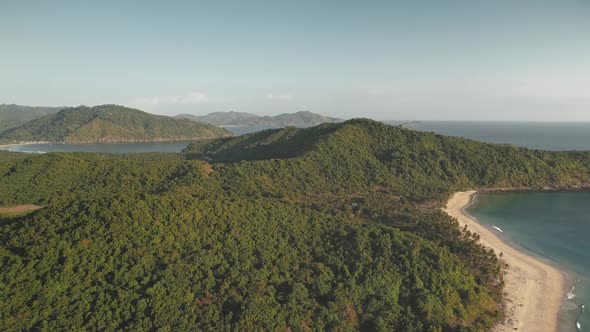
445;191;565;332
481;186;590;194
0;141;52;149
0;137;222;149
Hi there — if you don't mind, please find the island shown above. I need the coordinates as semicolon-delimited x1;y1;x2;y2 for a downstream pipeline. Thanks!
0;104;231;144
1;119;588;331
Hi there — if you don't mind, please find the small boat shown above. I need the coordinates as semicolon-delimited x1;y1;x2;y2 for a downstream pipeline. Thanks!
492;226;504;233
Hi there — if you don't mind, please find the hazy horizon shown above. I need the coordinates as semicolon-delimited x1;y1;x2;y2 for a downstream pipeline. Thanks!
2;1;590;121
6;102;590;124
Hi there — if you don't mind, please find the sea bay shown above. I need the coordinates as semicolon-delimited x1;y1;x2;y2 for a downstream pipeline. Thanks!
468;192;590;332
0;126;271;154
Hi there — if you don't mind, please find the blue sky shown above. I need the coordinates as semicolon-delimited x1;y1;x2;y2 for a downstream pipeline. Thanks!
1;1;590;121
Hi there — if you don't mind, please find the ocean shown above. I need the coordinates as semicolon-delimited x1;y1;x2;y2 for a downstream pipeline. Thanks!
410;121;590;331
400;121;590;151
468;192;589;332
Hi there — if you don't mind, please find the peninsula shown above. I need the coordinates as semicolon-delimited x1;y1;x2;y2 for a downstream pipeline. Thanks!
1;119;588;331
0;105;231;144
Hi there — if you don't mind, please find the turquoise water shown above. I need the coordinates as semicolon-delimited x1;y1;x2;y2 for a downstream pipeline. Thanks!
406;121;590;151
468;192;590;332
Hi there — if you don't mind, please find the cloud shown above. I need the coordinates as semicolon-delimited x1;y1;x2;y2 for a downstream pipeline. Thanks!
266;93;293;100
134;96;162;106
170;91;209;104
131;91;210;111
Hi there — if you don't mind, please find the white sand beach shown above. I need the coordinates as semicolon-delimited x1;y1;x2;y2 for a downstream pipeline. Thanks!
445;191;565;332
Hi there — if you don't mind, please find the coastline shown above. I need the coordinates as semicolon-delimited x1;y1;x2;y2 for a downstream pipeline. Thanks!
0;141;52;149
0;137;222;149
445;191;565;332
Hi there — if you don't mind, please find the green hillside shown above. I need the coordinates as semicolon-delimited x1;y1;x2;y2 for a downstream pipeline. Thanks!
182;125;336;161
185;119;590;200
1;119;589;331
0;105;231;143
0;104;64;133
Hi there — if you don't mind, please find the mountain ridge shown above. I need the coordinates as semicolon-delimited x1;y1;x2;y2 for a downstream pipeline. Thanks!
185;118;590;200
0;105;231;144
2;119;590;330
176;110;342;126
0;104;65;133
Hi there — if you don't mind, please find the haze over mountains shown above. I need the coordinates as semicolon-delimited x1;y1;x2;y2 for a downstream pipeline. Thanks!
0;105;342;143
176;110;342;127
0;104;64;133
0;105;230;144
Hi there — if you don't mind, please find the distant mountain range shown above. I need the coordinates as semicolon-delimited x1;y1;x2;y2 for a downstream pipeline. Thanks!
0;105;231;144
1;105;342;136
176;111;342;127
0;104;65;133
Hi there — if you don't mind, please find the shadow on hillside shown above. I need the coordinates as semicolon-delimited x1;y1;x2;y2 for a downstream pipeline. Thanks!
183;124;336;162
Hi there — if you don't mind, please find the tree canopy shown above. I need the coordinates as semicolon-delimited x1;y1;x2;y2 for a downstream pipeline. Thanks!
1;119;589;331
0;105;231;144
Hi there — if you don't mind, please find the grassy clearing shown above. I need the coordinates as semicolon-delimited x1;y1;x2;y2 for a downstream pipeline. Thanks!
0;204;43;219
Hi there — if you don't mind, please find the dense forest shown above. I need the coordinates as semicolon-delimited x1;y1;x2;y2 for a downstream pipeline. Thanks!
1;119;589;331
0;104;64;133
0;105;231;144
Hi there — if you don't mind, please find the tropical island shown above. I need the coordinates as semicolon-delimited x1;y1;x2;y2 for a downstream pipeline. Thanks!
0;105;231;145
1;119;588;331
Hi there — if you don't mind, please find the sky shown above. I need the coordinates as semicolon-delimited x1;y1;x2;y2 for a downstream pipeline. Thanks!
1;1;590;121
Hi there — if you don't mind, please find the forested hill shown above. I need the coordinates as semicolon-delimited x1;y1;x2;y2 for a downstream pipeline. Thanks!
0;105;231;144
184;119;590;200
1;119;590;331
0;104;64;133
176;110;342;126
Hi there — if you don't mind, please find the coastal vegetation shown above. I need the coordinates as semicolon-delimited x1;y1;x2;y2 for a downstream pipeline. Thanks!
184;119;590;200
1;119;589;331
0;105;231;144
